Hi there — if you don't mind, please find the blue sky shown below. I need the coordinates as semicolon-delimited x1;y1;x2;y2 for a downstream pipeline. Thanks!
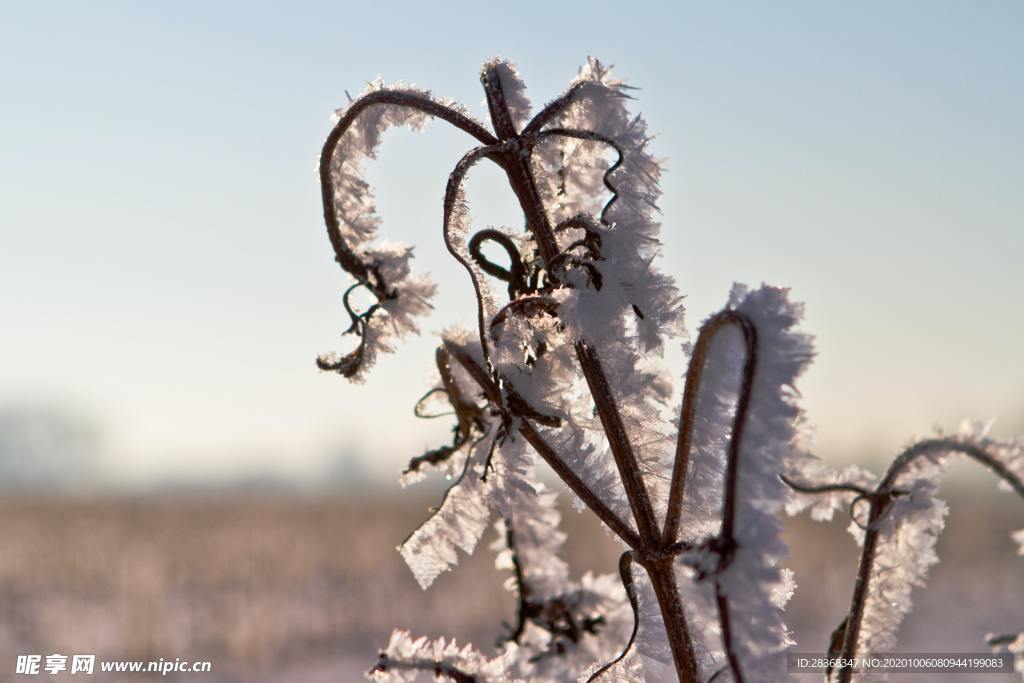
1;1;1021;486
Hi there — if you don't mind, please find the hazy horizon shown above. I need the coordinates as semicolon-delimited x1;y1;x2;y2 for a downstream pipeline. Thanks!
2;1;1022;488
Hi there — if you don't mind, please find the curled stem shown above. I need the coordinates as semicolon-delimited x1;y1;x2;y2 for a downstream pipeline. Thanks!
796;439;1024;683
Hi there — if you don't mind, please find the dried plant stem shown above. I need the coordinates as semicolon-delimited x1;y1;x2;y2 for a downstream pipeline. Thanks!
443;340;642;549
664;311;757;545
816;439;1024;683
320;90;496;281
371;656;477;682
477;64;699;683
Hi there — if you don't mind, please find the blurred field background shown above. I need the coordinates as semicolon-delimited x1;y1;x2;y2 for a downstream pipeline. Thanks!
0;480;1019;682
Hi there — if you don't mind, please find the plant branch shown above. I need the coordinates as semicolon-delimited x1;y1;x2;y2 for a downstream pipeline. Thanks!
443;144;505;363
443;340;642;549
663;311;757;546
832;439;1024;683
321;90;496;283
370;655;478;683
523;81;591;135
479;63;699;682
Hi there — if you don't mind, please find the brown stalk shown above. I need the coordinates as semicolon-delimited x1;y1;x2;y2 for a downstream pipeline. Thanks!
370;656;477;683
785;439;1024;683
442;340;642;550
478;65;699;681
661;310;758;683
663;311;758;546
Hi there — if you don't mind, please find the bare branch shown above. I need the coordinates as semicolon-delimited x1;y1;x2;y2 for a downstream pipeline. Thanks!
834;439;1024;683
370;655;478;683
482;72;699;681
779;474;873;499
442;339;642;549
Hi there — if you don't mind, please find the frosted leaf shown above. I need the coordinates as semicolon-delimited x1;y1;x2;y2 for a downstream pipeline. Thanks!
398;432;495;589
369;629;522;682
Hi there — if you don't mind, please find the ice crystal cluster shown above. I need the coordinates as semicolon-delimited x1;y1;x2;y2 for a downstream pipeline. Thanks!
314;58;1024;683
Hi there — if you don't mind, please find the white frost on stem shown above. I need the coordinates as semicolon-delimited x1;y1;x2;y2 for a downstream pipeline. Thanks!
321;79;481;379
527;59;685;525
668;284;812;681
788;422;1024;682
369;629;522;682
486;59;532;131
853;423;1024;671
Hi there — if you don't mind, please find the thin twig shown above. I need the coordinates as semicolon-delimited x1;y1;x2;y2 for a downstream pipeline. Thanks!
370;655;478;683
585;551;639;682
778;475;872;498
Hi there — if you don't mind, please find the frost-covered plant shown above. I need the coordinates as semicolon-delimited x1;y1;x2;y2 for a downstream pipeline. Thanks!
313;58;1024;682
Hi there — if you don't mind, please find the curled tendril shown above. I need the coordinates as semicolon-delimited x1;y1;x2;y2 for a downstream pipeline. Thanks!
403;347;485;476
413;388;455;419
585;551;639;683
554;213;604;259
318;89;496;378
468;228;532;299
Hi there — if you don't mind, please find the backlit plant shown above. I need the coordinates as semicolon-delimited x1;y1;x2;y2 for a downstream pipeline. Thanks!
314;58;1024;682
